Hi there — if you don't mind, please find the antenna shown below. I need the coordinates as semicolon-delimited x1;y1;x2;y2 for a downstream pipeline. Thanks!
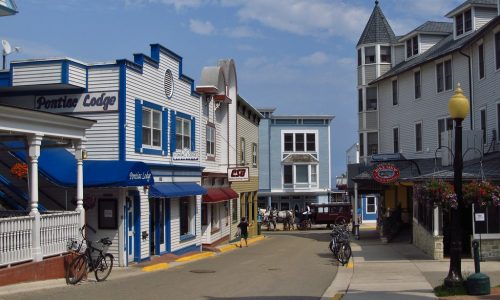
2;40;20;70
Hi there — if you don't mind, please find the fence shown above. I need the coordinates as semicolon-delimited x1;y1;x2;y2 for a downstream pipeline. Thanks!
0;211;80;267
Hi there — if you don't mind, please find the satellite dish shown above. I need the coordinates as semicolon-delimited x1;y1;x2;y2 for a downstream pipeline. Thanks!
2;40;12;55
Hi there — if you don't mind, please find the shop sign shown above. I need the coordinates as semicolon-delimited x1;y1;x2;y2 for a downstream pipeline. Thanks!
372;163;400;184
34;91;119;113
129;171;152;182
173;149;199;161
228;167;249;182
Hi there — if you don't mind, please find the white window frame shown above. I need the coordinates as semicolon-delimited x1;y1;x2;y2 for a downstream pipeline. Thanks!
176;117;191;151
437;117;453;149
478;42;485;80
415;121;423;152
282;164;319;189
180;197;194;237
406;35;419;59
206;124;215;158
414;70;421;99
436;58;452;93
393;127;399;153
252;143;257;166
455;8;472;37
281;130;318;153
142;107;162;149
480;108;487;145
240;138;246;164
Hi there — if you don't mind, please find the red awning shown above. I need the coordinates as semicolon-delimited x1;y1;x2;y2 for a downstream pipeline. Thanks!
202;188;238;203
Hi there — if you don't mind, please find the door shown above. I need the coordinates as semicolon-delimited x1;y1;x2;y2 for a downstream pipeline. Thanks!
126;197;134;263
363;196;378;222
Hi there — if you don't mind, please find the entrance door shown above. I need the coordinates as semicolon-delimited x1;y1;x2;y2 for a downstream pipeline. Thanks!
149;199;167;255
363;196;378;222
126;197;134;263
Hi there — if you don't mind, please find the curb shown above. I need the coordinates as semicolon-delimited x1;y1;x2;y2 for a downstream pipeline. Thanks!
217;235;265;253
320;258;354;300
142;262;169;272
175;251;215;262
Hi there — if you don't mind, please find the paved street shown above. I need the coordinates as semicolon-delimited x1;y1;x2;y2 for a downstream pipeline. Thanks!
1;229;338;300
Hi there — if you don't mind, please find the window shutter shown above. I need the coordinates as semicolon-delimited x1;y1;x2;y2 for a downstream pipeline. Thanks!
191;117;196;151
135;100;142;153
170;110;176;154
162;109;168;154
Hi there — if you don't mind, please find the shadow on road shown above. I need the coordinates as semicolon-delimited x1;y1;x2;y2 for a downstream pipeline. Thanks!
203;297;322;300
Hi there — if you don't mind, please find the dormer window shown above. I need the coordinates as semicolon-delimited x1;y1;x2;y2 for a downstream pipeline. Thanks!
406;36;419;59
380;46;391;63
455;9;472;36
365;46;375;64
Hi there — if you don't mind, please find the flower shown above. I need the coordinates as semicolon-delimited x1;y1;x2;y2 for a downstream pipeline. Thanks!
10;162;28;178
413;179;456;209
463;181;497;207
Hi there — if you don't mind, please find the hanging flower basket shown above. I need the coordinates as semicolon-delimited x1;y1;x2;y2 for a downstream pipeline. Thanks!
10;162;28;179
413;179;456;209
463;181;500;207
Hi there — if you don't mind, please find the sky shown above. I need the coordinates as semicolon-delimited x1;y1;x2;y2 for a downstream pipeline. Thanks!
0;0;465;185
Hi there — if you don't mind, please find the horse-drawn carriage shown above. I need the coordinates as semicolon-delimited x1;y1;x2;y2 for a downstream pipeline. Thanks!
309;202;352;228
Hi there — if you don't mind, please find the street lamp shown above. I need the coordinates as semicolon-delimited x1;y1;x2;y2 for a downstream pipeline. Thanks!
445;83;470;288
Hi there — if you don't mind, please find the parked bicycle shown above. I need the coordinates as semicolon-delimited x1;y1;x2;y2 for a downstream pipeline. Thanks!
328;223;352;265
66;225;114;284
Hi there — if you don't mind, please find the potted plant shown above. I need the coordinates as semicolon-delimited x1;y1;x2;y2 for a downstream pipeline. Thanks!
463;180;500;207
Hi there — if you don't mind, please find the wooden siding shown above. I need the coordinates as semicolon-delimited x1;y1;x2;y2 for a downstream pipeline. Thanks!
358;113;363;130
377;52;470;159
393;45;405;66
364;65;377;84
357;67;363;86
380;64;391;77
475;7;497;30
78;113;119;160
87;67;119;91
237;111;259;177
12;63;61;86
231;176;259;193
420;34;445;54
124;55;201;166
365;111;378;130
170;196;202;252
258;119;271;190
68;64;86;88
200;100;229;174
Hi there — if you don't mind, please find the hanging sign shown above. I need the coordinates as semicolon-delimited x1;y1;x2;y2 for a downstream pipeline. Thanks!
372;163;400;184
228;167;249;182
34;91;119;113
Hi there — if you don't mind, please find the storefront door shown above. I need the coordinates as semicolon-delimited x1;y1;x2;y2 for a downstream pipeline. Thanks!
150;198;167;255
363;195;378;223
126;197;135;263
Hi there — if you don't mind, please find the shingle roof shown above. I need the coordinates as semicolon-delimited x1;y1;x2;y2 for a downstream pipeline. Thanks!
357;2;397;47
402;21;453;38
371;15;500;84
445;0;498;17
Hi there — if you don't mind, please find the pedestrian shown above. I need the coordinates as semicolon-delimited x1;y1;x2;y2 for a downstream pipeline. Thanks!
237;217;249;248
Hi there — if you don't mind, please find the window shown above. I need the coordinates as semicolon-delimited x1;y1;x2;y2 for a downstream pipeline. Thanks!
392;80;398;105
232;199;238;223
366;197;376;214
283;132;316;152
455;9;472;36
481;109;486;145
284;165;293;184
311;165;317;184
206;124;215;157
296;165;308;183
380;46;391;63
201;203;208;226
280;202;290;211
406;36;419;58
210;204;218;231
366;87;377;110
438;118;453;148
306;134;315;152
284;133;293;151
176;117;191;150
479;44;485;79
359;133;364;157
180;197;192;236
498;103;500;141
252;143;258;166
365;46;375;64
358;89;363;112
414;71;421;99
415;122;422;152
367;132;378;155
393;127;399;153
142;108;161;147
496;32;500;70
240;138;246;164
357;49;362;66
436;60;452;92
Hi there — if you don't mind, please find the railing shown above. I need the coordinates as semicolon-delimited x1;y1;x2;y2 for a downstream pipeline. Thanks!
41;211;80;257
0;215;34;266
0;211;80;267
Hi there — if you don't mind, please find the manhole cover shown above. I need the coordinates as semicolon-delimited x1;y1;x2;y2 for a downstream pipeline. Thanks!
267;268;280;271
190;269;216;273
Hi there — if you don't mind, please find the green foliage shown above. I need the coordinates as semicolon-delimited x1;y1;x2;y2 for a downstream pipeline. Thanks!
433;283;467;297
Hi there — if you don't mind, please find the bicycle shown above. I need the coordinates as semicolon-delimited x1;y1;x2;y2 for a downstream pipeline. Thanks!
66;225;114;284
328;223;352;265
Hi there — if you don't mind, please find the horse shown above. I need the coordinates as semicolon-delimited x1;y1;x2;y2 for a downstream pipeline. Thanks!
279;210;295;231
259;208;278;231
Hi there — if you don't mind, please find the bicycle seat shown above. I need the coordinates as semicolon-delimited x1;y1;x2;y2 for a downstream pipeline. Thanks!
100;237;112;246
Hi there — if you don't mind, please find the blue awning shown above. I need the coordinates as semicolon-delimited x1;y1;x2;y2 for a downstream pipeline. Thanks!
149;182;207;198
3;142;154;187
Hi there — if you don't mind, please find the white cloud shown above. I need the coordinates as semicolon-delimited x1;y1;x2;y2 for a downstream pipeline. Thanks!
299;52;329;65
189;19;216;35
223;26;262;38
125;0;207;9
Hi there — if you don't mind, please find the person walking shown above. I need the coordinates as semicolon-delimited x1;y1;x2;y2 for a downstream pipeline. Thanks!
237;217;249;248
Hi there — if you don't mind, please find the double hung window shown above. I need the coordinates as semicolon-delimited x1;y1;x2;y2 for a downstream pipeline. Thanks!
366;87;377;111
406;36;419;58
283;132;317;152
206;125;215;157
496;32;500;70
437;118;453;148
252;143;258;166
392;80;398;106
455;9;472;36
415;122;423;152
393;127;399;153
436;60;452;92
479;44;485;79
176;117;191;150
414;71;421;99
180;197;192;237
283;164;318;188
142;108;161;148
365;46;375;64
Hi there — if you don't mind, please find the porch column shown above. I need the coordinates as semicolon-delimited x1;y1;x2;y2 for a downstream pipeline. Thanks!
28;134;43;262
267;196;271;210
75;141;85;229
433;206;439;236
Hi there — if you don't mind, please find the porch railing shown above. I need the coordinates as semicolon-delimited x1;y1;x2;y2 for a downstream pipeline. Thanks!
0;211;80;267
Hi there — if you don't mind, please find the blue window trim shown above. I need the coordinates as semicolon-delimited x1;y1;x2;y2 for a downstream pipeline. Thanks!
135;99;168;156
119;61;127;161
172;111;196;152
133;190;141;262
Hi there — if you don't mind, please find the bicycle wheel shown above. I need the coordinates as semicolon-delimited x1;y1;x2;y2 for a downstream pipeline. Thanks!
337;243;352;265
94;253;114;281
67;255;88;284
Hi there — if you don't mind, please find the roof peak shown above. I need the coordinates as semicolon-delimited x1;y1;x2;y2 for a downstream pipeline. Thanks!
357;1;397;47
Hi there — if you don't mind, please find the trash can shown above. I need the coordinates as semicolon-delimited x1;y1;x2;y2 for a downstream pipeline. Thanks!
257;222;262;235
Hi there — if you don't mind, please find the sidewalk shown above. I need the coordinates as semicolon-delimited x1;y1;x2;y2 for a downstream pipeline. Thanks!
323;224;500;300
0;235;266;297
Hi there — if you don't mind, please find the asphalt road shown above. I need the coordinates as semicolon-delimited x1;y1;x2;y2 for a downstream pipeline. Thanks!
2;229;338;300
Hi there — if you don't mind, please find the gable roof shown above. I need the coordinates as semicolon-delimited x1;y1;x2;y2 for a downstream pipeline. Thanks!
445;0;498;17
371;15;500;84
399;21;453;41
357;2;397;47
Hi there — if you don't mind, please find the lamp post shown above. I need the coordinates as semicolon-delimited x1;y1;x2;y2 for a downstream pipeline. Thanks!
445;83;470;288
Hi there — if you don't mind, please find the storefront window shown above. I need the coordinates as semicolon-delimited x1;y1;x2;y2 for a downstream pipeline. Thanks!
176;117;191;150
180;197;192;236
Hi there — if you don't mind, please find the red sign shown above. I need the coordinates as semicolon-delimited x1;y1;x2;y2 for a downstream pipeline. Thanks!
372;163;400;184
228;167;249;182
